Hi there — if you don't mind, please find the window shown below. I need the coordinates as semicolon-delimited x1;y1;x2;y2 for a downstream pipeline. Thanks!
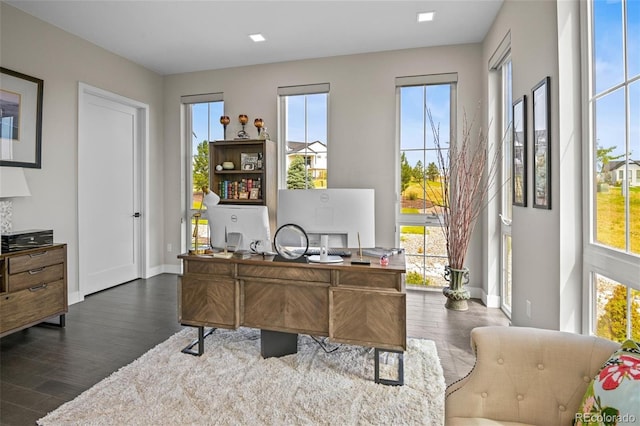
278;84;329;189
181;93;224;251
396;74;457;288
593;273;640;342
584;0;639;339
499;58;513;315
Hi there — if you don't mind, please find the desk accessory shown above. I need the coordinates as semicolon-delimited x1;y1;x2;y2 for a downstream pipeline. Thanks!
351;232;370;265
212;226;233;258
308;255;343;263
273;223;308;262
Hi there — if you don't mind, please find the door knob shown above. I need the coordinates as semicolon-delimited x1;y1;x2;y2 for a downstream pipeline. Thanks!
133;212;141;218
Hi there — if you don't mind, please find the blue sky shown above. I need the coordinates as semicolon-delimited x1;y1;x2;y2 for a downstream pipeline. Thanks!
594;0;639;158
400;84;451;170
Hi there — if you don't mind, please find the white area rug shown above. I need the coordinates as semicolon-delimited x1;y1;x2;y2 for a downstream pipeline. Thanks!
38;328;445;425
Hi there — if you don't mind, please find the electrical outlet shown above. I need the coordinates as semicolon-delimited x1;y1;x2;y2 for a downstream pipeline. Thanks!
167;243;172;253
526;300;532;318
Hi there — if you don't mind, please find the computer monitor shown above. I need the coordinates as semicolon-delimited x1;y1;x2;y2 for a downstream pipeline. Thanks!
206;205;270;251
277;189;375;248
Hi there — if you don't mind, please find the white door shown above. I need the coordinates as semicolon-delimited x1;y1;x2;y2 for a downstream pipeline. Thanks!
78;86;143;295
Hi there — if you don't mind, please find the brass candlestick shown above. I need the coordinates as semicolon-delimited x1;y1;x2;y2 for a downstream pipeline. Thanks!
237;114;249;139
220;115;230;140
254;118;264;138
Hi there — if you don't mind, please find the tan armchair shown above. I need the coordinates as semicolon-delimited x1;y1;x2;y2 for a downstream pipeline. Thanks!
445;326;619;426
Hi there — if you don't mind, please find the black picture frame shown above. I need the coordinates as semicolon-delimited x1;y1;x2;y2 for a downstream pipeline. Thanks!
532;76;551;209
512;95;527;207
0;67;43;168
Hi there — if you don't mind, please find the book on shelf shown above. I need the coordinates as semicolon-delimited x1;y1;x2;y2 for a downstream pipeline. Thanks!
218;178;262;200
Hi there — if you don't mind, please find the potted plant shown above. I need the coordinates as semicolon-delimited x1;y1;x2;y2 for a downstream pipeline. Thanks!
425;109;502;310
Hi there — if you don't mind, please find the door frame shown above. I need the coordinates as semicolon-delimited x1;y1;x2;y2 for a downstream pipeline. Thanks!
77;82;149;300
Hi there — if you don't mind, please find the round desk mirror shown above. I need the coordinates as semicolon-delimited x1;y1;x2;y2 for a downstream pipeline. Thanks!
273;224;309;261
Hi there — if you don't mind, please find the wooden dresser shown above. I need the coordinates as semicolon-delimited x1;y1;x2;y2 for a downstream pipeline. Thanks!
0;244;68;337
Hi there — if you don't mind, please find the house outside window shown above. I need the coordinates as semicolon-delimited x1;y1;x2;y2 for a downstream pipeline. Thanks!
277;84;329;189
584;0;639;342
181;93;224;251
396;74;457;288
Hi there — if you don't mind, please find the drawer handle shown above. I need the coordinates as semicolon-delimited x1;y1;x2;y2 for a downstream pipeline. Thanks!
29;251;48;258
29;283;48;292
28;267;46;274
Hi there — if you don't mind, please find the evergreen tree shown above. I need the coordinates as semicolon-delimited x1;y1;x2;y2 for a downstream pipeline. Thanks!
287;156;315;189
412;160;424;181
596;285;640;342
193;140;209;192
400;152;412;192
426;162;440;182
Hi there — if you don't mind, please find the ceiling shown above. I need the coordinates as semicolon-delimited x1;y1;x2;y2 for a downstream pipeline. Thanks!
7;0;504;76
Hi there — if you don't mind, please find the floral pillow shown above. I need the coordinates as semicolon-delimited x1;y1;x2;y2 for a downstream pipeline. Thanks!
575;339;640;425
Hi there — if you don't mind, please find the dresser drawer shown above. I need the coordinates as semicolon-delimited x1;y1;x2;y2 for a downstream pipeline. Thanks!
8;263;65;292
8;247;65;275
0;279;66;334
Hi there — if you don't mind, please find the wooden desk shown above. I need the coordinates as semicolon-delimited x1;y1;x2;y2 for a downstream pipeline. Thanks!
178;251;406;384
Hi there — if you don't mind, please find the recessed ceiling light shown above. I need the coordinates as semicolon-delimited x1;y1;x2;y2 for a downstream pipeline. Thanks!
249;33;266;42
417;11;435;22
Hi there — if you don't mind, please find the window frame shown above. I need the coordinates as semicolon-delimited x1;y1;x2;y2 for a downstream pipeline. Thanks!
395;73;458;288
581;0;640;337
277;83;329;190
181;92;224;253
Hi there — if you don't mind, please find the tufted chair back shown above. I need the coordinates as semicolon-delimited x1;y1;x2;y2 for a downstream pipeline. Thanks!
445;326;620;426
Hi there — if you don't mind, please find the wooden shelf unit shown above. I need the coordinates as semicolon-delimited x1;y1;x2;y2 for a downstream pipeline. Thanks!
209;139;276;204
209;139;277;234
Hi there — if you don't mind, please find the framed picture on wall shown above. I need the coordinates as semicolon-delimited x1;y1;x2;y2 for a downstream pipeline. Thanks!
0;67;43;168
512;95;527;207
532;76;551;209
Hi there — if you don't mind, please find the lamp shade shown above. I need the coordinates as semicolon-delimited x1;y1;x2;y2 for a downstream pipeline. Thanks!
0;167;31;198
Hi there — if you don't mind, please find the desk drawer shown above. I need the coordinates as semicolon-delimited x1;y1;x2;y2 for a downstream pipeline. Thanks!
238;264;330;283
0;280;66;334
337;270;401;290
9;263;65;292
8;247;65;275
184;260;234;277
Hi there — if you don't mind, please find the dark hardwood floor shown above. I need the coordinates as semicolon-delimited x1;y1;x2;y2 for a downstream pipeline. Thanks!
1;274;508;426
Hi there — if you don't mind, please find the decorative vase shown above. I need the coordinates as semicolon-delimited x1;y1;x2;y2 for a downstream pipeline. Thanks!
443;266;470;311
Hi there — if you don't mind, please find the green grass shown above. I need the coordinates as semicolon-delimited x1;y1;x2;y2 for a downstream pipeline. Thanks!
404;180;445;205
596;186;640;253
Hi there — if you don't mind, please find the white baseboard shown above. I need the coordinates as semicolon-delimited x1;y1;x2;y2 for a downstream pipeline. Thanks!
144;264;181;278
482;291;501;308
68;291;84;306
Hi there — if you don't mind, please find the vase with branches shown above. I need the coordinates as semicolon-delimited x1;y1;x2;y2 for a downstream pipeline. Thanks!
423;108;503;310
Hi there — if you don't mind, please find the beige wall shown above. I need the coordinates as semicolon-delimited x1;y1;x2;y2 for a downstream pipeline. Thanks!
0;3;165;303
482;0;583;330
162;44;486;286
3;0;584;328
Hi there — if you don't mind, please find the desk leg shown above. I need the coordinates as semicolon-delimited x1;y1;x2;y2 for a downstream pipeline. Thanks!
374;348;404;386
181;326;216;356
